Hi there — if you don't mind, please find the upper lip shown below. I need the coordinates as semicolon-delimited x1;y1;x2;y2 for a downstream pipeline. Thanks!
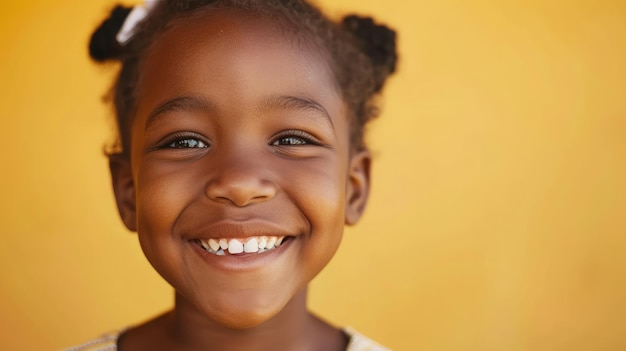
182;220;295;240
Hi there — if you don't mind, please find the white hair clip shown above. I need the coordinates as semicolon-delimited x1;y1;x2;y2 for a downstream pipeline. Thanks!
116;1;159;45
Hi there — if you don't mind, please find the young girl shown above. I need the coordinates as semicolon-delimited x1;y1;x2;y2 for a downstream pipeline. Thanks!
69;0;397;350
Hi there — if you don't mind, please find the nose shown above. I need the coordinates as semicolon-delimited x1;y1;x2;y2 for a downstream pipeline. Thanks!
205;152;277;207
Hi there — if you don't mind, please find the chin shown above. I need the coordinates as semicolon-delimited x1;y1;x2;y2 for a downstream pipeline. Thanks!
205;303;283;330
194;291;290;330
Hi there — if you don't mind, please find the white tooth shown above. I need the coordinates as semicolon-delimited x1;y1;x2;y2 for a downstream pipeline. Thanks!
200;240;211;251
266;236;277;249
258;236;267;249
244;238;259;253
216;249;225;256
219;239;228;250
228;239;244;254
208;239;220;251
276;236;285;246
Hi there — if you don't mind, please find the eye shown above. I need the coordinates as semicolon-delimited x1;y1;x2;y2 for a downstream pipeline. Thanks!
273;136;307;146
152;132;210;151
271;130;321;146
167;138;208;149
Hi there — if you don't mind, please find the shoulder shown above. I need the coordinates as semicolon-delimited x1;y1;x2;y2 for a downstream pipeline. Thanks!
344;327;392;351
60;330;121;351
61;327;390;351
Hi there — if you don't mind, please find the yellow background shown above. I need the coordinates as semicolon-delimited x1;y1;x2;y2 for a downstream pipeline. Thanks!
2;0;626;350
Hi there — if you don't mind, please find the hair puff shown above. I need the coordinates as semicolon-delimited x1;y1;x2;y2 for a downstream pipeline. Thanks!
89;5;132;62
342;15;397;92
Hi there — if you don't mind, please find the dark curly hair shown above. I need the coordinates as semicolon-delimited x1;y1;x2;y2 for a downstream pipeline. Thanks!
89;0;398;155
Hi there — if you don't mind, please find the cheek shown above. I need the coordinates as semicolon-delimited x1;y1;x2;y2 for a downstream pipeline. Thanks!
284;156;348;263
137;173;190;228
287;156;346;213
134;163;200;266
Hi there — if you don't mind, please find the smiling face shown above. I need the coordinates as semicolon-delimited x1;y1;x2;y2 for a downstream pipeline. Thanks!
110;9;370;329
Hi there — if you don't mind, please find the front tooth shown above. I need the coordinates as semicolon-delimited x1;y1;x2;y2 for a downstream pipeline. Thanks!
228;239;244;254
258;236;267;249
219;239;228;250
266;236;277;249
208;239;220;251
244;238;259;253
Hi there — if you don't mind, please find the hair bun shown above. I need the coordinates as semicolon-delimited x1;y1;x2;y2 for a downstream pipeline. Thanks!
89;5;133;62
342;14;398;91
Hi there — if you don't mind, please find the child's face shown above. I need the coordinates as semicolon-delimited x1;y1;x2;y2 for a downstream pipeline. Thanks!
111;10;370;328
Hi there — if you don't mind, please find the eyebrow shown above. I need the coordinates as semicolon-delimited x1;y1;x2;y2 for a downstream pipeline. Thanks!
145;96;216;131
144;94;334;131
261;95;334;130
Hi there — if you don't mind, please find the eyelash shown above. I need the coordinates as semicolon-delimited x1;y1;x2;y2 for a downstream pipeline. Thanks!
270;130;322;146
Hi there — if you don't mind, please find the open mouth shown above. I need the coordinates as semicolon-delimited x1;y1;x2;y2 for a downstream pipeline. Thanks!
193;236;291;256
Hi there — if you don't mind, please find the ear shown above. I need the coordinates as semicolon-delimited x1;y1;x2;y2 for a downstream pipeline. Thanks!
109;154;137;232
345;149;371;225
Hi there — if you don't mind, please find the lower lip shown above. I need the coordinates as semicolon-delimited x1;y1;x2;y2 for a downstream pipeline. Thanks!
189;237;295;272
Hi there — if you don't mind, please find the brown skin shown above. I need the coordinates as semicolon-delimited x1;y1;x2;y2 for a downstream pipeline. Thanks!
110;9;370;351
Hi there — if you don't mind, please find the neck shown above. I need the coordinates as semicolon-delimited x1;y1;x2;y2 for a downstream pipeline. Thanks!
170;288;313;351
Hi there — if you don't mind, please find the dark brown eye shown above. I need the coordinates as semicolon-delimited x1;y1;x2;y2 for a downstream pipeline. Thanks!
272;136;308;146
270;130;321;146
167;138;208;148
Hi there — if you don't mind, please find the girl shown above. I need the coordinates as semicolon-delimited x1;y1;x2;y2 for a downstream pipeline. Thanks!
69;0;397;350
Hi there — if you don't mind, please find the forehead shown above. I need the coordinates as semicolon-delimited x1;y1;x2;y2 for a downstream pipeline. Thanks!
134;9;342;117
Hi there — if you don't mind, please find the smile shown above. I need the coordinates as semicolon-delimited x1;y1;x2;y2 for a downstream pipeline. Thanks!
194;236;287;255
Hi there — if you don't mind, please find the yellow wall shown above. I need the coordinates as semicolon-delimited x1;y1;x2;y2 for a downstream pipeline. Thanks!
2;0;626;350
